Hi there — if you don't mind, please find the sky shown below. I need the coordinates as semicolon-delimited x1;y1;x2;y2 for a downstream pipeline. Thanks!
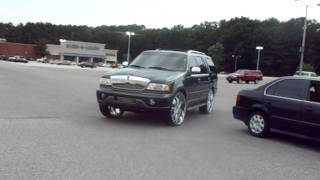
0;0;319;28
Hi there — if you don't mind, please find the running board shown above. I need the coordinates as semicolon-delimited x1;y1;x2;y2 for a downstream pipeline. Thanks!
187;103;207;110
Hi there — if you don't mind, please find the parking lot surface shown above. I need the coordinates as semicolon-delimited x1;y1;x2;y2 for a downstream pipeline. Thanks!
0;61;319;180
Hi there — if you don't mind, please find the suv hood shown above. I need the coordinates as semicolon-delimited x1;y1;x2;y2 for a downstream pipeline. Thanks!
103;67;185;83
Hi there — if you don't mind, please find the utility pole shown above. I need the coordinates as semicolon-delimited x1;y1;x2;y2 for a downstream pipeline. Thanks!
126;31;135;63
293;0;320;71
232;55;241;72
256;46;264;70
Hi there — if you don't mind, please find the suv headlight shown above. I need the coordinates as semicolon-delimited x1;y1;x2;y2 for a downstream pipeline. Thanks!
146;83;171;92
100;78;112;85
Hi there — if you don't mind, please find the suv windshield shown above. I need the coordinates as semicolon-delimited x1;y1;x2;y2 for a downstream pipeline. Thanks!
311;73;318;77
130;51;187;71
235;70;245;74
295;71;310;76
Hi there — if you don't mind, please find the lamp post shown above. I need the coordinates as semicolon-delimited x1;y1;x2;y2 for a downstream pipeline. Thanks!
126;31;135;63
59;39;67;61
256;46;264;70
293;0;320;71
232;55;241;72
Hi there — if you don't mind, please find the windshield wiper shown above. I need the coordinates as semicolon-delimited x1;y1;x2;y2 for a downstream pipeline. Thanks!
148;66;172;71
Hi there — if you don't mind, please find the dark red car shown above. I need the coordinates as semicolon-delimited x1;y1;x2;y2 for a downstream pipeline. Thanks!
226;69;263;84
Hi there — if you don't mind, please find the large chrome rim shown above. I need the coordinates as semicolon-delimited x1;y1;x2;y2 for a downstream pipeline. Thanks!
171;94;186;125
108;106;122;117
249;114;265;134
207;90;214;113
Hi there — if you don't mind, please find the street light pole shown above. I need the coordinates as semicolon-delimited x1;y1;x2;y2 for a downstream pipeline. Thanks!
232;55;241;72
256;46;264;70
293;0;320;71
299;4;308;71
126;31;135;63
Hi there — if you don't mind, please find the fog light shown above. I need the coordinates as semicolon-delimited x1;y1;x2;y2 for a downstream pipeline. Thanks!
149;99;156;106
101;93;106;99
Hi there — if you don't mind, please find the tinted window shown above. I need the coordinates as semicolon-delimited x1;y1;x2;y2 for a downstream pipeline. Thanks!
266;82;277;95
204;57;216;73
266;79;307;100
195;57;209;73
210;66;217;74
311;73;318;77
308;81;320;103
204;57;214;66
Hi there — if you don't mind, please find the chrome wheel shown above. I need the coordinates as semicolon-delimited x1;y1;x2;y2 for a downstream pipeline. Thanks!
249;114;265;134
170;93;186;126
207;90;214;113
199;89;215;114
108;106;122;117
99;104;124;118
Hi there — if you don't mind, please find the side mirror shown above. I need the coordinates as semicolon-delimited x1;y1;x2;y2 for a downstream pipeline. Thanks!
191;67;201;74
122;61;129;67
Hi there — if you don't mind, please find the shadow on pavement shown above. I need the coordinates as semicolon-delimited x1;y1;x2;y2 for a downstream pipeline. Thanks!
96;109;208;127
268;131;320;152
235;127;320;152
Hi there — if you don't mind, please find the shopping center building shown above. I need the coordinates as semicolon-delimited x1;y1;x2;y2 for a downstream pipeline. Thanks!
47;40;118;64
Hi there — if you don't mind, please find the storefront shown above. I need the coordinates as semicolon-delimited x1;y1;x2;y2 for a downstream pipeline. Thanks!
46;40;118;64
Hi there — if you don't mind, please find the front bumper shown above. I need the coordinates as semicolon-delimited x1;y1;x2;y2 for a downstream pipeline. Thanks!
233;106;249;123
97;87;173;112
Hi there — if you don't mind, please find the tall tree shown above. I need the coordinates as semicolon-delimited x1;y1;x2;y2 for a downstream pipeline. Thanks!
208;42;224;71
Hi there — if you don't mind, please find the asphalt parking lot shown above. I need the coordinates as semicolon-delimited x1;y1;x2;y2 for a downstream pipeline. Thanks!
0;61;319;180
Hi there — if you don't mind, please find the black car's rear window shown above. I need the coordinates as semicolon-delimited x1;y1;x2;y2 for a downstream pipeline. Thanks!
266;79;308;100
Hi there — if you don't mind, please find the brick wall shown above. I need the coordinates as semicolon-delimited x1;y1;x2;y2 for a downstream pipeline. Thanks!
0;42;39;58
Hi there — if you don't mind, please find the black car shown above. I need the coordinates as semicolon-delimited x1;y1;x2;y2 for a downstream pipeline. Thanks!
97;50;218;126
0;55;5;60
233;77;320;138
78;62;96;68
9;56;28;63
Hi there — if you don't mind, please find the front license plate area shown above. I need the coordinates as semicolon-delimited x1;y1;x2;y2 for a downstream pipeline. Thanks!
115;97;136;104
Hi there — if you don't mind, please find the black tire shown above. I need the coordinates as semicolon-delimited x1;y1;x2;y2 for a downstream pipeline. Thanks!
199;89;215;114
248;111;269;138
254;80;257;84
245;81;249;84
99;104;124;118
228;80;232;83
166;92;187;126
237;80;240;84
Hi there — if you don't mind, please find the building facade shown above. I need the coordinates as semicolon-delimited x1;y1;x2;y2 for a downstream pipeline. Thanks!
47;40;118;64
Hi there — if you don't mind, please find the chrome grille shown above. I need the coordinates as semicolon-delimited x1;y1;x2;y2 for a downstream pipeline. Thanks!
112;83;146;90
110;75;150;91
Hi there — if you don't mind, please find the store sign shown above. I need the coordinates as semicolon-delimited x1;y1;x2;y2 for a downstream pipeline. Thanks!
106;53;116;57
66;44;100;51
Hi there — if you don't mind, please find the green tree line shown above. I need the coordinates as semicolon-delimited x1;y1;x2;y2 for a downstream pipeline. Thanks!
0;17;319;76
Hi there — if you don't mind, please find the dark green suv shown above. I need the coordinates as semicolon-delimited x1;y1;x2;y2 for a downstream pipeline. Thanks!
96;50;218;126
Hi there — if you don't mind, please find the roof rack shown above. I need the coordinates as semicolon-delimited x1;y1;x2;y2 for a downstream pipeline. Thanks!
187;50;206;55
